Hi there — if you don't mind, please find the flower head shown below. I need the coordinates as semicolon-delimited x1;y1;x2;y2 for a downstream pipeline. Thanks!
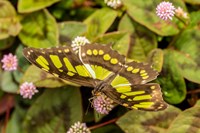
93;93;114;114
104;0;122;9
175;7;188;19
1;53;18;71
67;121;91;133
71;36;90;52
156;1;175;20
20;82;38;99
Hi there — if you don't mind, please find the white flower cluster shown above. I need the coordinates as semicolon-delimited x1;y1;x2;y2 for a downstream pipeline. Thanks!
104;0;122;9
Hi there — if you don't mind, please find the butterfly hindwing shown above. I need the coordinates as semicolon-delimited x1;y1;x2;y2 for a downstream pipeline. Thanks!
102;83;167;111
23;46;97;87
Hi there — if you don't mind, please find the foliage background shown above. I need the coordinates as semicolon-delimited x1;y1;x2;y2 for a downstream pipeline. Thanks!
0;0;200;133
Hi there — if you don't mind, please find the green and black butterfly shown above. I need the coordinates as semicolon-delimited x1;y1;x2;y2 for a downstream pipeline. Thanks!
23;44;167;111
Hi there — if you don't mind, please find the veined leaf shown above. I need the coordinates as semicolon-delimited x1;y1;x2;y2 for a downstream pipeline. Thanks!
117;105;181;133
23;87;82;133
84;8;118;39
19;10;58;48
18;0;60;13
0;0;21;39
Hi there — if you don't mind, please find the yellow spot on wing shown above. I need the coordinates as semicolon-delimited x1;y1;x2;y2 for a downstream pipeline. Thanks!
86;49;92;55
110;58;118;64
123;91;145;96
123;103;129;107
93;49;98;55
142;75;149;79
140;70;146;74
59;69;63;72
36;56;49;70
99;50;104;55
63;57;77;73
64;49;69;53
58;50;62;53
67;71;75;76
50;55;63;68
151;86;156;89
128;99;132;101
103;54;111;61
131;106;138;110
140;102;154;105
127;66;133;71
116;86;131;93
141;73;148;77
134;104;152;108
133;95;152;101
120;95;127;99
132;68;140;73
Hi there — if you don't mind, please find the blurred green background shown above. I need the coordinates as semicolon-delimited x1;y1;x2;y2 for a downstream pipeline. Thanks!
1;0;200;133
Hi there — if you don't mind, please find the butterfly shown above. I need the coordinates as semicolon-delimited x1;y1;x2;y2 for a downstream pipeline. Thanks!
23;44;167;111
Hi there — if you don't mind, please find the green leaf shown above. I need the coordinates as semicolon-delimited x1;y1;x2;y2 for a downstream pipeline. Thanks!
117;105;181;133
172;50;200;84
0;0;21;39
93;31;130;55
58;21;87;44
127;23;157;62
183;0;200;5
118;14;135;33
19;10;58;48
147;49;164;72
0;71;18;93
195;100;200;106
84;8;118;39
13;45;29;83
23;86;83;133
0;37;14;50
188;11;200;28
173;29;200;84
18;0;60;13
157;50;186;104
21;65;67;88
167;100;200;133
6;106;25;133
123;0;180;36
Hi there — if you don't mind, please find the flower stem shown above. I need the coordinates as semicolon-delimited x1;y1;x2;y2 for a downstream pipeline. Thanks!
89;118;118;130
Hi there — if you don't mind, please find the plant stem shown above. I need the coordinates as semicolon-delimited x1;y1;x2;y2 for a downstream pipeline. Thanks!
187;89;200;94
89;118;118;130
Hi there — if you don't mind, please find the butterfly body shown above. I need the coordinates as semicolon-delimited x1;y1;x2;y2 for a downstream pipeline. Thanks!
23;44;167;111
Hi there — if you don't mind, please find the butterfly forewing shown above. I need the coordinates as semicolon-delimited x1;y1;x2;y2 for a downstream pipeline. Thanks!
23;46;97;87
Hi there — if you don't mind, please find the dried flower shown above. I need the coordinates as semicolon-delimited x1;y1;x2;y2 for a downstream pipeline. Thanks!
20;82;38;99
67;121;91;133
156;1;175;20
175;7;188;19
93;93;114;114
1;53;18;71
104;0;122;9
71;36;90;52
